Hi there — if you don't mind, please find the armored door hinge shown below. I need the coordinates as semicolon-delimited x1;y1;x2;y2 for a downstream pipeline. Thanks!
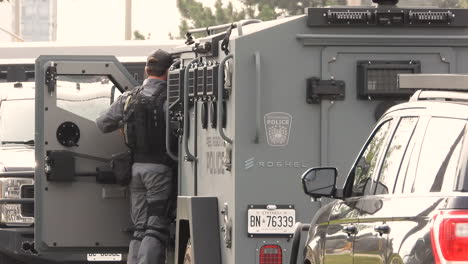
306;77;345;104
45;65;57;93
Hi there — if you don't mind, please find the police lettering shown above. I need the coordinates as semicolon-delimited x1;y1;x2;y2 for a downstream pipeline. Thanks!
207;151;225;175
266;119;289;125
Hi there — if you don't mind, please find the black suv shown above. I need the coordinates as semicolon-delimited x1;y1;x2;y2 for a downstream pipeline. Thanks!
300;79;468;264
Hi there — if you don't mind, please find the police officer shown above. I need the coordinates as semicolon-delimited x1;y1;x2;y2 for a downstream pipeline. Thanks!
96;49;174;264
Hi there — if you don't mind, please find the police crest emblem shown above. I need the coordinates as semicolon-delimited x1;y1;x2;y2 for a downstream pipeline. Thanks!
264;112;292;146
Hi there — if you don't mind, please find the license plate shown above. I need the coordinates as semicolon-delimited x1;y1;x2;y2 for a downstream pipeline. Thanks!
248;208;295;235
87;253;122;261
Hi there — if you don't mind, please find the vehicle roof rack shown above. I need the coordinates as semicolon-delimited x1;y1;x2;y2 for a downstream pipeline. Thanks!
187;19;262;37
399;74;468;102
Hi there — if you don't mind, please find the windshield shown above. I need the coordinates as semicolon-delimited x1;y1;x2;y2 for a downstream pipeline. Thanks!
0;83;35;144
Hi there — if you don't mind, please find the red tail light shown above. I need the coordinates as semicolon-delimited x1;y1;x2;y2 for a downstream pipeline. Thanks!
431;210;468;263
259;244;282;264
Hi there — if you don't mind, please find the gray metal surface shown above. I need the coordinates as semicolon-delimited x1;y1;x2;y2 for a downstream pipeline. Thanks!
297;34;468;46
35;56;137;252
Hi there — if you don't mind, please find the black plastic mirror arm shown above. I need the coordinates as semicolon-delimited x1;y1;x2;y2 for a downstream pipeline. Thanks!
217;54;233;144
289;223;310;264
165;60;181;161
184;58;199;162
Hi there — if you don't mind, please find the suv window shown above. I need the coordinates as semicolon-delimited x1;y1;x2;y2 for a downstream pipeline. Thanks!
351;120;393;197
375;117;419;195
405;118;466;193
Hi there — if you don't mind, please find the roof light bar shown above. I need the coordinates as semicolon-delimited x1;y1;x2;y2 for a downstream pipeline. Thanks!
307;8;468;27
399;74;468;91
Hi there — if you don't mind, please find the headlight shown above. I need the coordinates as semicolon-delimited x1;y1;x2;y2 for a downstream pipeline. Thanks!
0;178;34;225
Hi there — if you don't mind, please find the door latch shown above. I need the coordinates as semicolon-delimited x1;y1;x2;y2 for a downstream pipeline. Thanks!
306;77;345;104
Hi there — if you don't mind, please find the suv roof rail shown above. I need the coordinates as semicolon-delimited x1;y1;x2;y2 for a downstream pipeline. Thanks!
399;74;468;102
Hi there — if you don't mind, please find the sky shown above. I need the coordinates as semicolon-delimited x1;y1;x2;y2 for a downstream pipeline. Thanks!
0;0;227;42
57;0;182;42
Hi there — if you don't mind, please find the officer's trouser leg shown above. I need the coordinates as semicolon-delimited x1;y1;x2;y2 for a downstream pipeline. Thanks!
128;163;148;264
133;163;172;264
128;240;142;264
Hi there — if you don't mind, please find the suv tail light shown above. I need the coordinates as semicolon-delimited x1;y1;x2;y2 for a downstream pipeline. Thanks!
259;245;282;264
431;210;468;263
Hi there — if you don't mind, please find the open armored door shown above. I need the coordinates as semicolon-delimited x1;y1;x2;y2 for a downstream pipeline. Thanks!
34;56;138;255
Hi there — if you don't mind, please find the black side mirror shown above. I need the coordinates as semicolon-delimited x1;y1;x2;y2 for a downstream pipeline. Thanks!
301;167;337;199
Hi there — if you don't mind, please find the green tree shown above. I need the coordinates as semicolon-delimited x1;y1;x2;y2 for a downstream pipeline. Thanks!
240;0;347;16
133;30;146;40
176;0;346;38
435;0;468;7
177;0;246;38
176;0;468;38
401;0;468;7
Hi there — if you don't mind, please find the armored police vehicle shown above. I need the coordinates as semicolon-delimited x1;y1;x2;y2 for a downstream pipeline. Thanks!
30;0;468;263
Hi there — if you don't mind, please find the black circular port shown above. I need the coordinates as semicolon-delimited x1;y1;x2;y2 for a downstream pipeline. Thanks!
56;121;80;147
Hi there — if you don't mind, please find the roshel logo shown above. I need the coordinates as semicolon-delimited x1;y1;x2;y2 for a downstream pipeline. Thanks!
264;112;292;146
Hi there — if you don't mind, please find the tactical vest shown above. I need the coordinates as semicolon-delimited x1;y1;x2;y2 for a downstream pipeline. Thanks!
123;85;168;164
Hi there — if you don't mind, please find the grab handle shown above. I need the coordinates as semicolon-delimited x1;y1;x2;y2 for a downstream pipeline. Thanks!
253;51;261;144
166;60;181;161
183;58;199;162
217;54;233;144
